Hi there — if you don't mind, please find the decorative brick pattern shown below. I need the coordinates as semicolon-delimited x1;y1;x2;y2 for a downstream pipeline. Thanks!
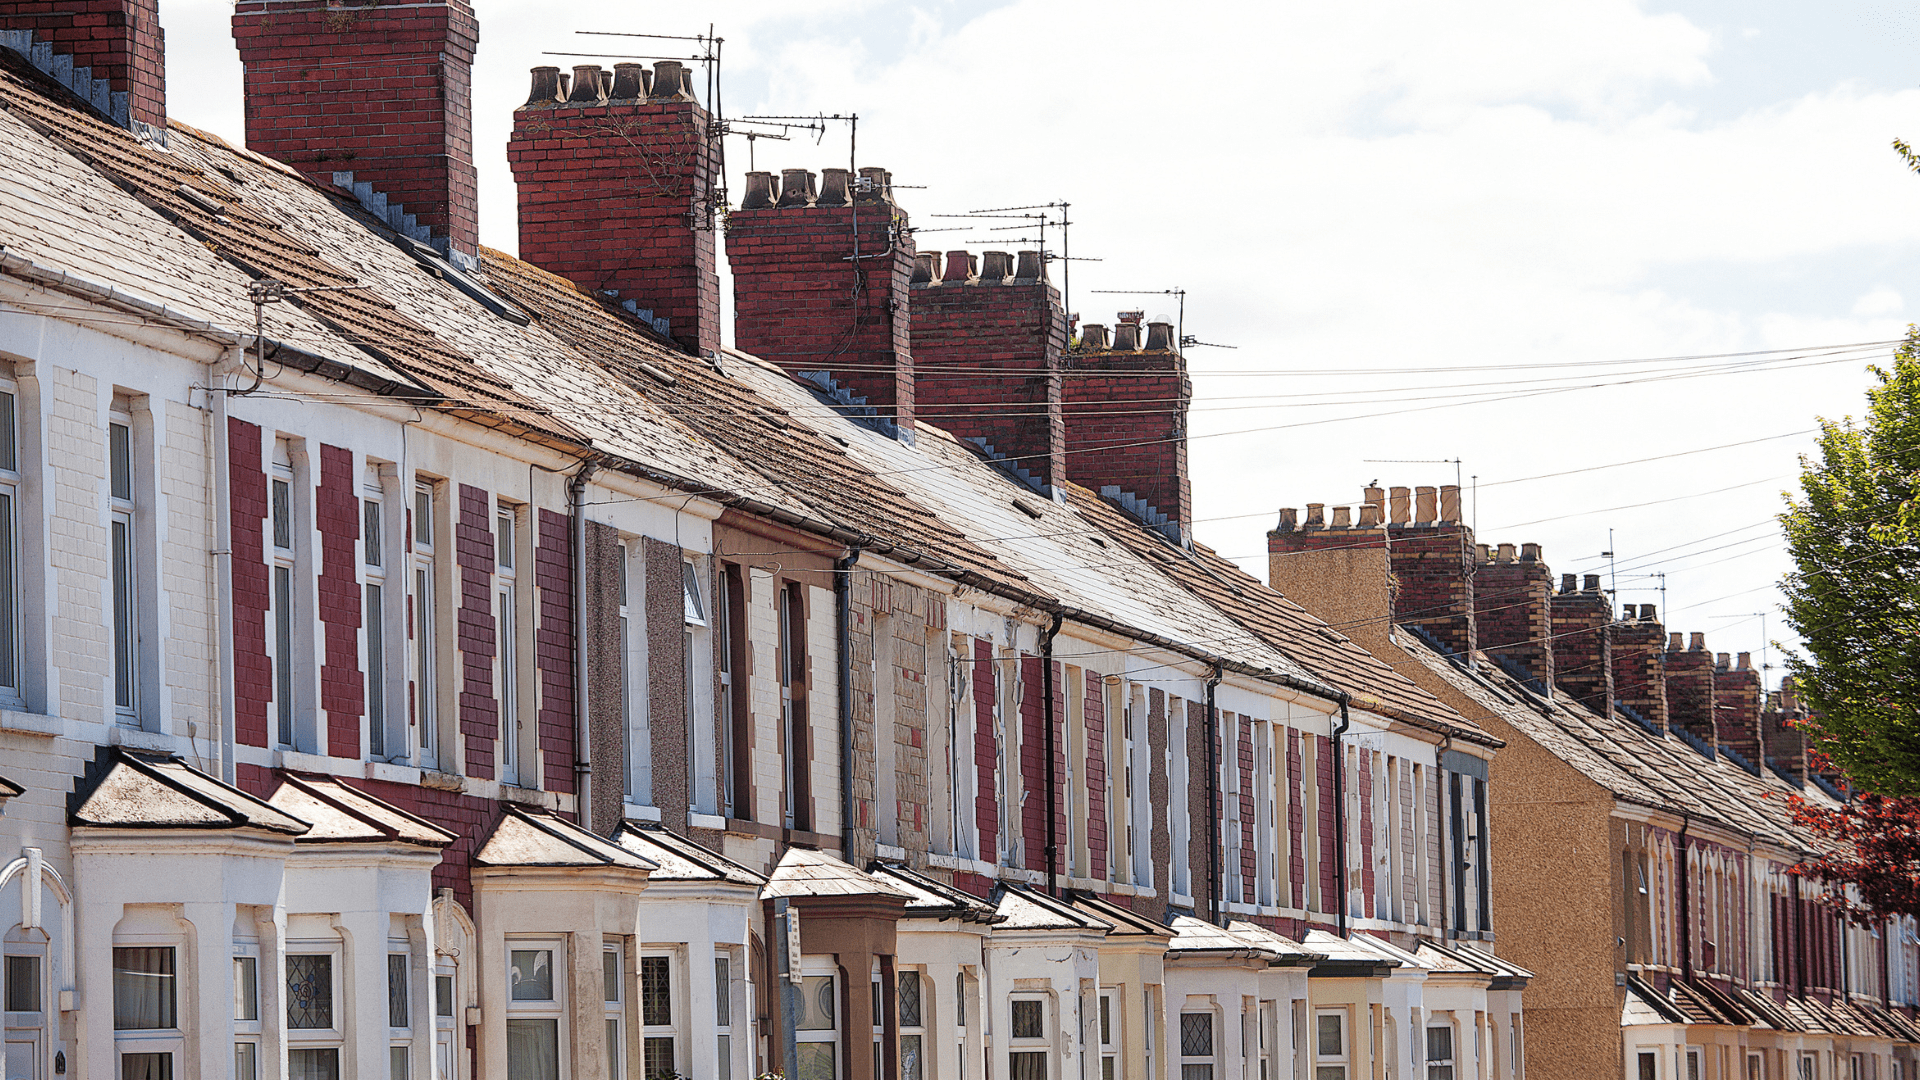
911;252;1067;488
1237;713;1256;905
1357;745;1374;920
1061;345;1189;530
0;0;165;128
1186;697;1208;906
729;171;915;428
229;418;270;748
507;67;719;354
342;774;504;907
315;444;362;759
534;508;575;796
971;636;997;863
1084;669;1108;881
1316;733;1336;913
455;484;495;779
231;0;479;255
1287;727;1305;911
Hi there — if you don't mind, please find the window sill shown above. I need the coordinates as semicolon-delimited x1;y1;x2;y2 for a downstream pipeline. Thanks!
276;749;333;774
502;785;559;811
0;706;58;737
923;852;994;875
873;842;907;861
419;769;464;793
688;811;728;831
109;724;176;752
623;802;662;823
365;760;421;786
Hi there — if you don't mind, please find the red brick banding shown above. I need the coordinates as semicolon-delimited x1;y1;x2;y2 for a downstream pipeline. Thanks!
534;508;575;796
229;418;270;748
316;444;363;758
1084;669;1108;881
455;484;495;779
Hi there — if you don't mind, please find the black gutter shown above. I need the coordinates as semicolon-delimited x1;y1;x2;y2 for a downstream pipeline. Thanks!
835;543;867;860
1206;661;1224;925
1333;693;1352;937
1041;613;1064;896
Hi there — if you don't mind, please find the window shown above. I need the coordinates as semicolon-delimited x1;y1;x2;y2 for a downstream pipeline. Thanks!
955;970;969;1080
412;481;438;769
1800;1055;1818;1080
1638;1052;1657;1080
364;492;394;760
271;449;298;747
1116;684;1141;884
5;940;46;1080
796;971;838;1080
618;544;653;805
1009;997;1048;1080
497;507;521;787
899;971;924;1080
719;564;748;819
640;954;675;1080
114;946;177;1079
1315;1009;1349;1080
1181;1012;1215;1080
715;956;734;1080
604;946;624;1080
950;637;976;861
389;951;411;1079
109;416;139;720
1094;991;1117;1080
434;961;458;1080
994;653;1015;866
507;946;563;1080
233;951;260;1077
685;560;717;816
0;385;20;705
779;584;809;831
1426;1024;1455;1080
287;949;342;1079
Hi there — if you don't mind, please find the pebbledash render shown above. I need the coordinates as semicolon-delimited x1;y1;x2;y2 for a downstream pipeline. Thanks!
16;3;1836;1080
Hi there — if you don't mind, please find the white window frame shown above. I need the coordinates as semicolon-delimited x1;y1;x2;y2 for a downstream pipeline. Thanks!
1008;993;1050;1080
5;927;50;1080
434;956;459;1080
496;504;522;788
796;963;840;1080
1427;1021;1457;1080
620;542;653;807
1064;663;1085;877
685;558;718;817
638;950;678;1080
1314;1007;1350;1080
112;939;183;1079
1179;1009;1216;1080
270;448;298;749
1097;989;1119;1080
717;564;739;819
387;945;414;1080
603;943;625;1080
897;968;926;1080
779;585;803;830
412;480;439;770
363;486;396;762
285;939;346;1077
232;941;262;1080
507;940;567;1080
108;411;140;723
951;635;976;861
955;969;971;1080
714;953;735;1080
0;381;22;708
995;651;1018;868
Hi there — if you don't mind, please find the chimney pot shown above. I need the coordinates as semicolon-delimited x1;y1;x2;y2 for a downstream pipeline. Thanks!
1305;503;1325;527
1414;486;1437;524
778;169;817;208
568;65;604;103
1669;632;1684;651
1390;487;1411;525
1358;502;1382;527
1623;605;1636;622
979;251;1014;284
526;66;566;106
856;167;894;205
1014;251;1045;281
1112;323;1143;350
1145;321;1177;350
1582;574;1601;592
1496;543;1516;563
1476;543;1491;562
1521;542;1541;562
817;168;852;207
1080;324;1110;350
910;252;938;285
942;251;977;284
609;63;649;100
741;171;778;210
1640;604;1657;620
1277;507;1299;532
1690;632;1706;651
1561;573;1577;594
1738;652;1752;671
1332;506;1352;528
1439;484;1461;523
650;60;692;101
1716;652;1730;670
1363;485;1386;509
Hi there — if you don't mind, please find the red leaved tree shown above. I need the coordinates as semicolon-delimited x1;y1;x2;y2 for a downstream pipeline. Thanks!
1786;792;1920;923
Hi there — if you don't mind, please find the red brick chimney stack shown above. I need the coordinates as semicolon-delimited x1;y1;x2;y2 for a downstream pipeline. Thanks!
1713;649;1764;765
1612;603;1668;732
1664;630;1718;751
1058;311;1189;537
507;61;721;355
905;248;1069;489
2;0;165;131
1475;540;1553;688
233;0;479;263
1550;574;1613;716
727;166;916;432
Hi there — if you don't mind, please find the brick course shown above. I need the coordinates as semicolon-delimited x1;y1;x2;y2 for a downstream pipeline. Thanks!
316;444;362;758
455;484;495;779
230;418;270;748
534;508;575;796
1474;546;1553;687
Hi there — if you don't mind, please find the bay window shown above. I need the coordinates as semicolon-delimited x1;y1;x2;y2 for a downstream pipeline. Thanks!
639;953;676;1079
507;944;563;1080
287;947;342;1079
714;955;734;1080
1180;1012;1215;1080
795;970;838;1080
1008;996;1048;1080
899;970;924;1080
604;945;624;1080
1315;1009;1349;1080
113;945;178;1079
1426;1023;1455;1080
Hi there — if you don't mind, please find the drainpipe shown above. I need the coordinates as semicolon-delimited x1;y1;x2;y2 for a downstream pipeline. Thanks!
835;543;866;859
1678;815;1693;982
1042;613;1064;896
211;349;238;784
1333;693;1352;937
569;459;599;830
1205;662;1224;924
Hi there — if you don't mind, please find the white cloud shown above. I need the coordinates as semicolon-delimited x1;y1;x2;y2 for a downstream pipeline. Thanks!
1852;285;1903;317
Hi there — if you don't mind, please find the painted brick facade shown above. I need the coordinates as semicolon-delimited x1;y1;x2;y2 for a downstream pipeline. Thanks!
1237;714;1256;905
911;250;1067;489
507;61;719;354
581;520;624;832
316;443;362;759
534;507;575;796
972;636;997;864
1358;745;1375;920
644;536;688;830
455;484;496;779
729;168;916;429
231;0;479;255
0;0;165;128
230;417;270;748
1061;338;1189;532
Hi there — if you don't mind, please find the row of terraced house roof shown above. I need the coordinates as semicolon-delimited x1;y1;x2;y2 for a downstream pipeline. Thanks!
0;3;1898;1080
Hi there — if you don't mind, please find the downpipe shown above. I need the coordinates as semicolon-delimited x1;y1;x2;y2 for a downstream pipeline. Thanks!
569;459;599;829
1042;614;1063;896
1205;662;1224;924
1333;694;1352;938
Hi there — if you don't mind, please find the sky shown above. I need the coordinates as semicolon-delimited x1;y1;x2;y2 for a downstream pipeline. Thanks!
157;0;1920;690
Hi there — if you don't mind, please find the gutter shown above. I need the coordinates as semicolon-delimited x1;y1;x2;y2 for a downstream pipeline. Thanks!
1042;613;1063;896
1333;693;1352;937
1206;661;1223;925
211;348;238;784
836;542;867;859
569;458;600;830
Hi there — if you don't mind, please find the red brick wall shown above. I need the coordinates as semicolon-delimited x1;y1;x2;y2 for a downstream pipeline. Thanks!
1287;728;1304;910
728;171;915;428
230;418;270;748
1551;578;1614;714
1019;655;1050;874
1387;523;1476;656
1474;552;1553;687
316;445;363;759
534;509;575;796
1084;669;1107;880
0;0;165;128
232;0;478;255
1237;714;1256;905
506;68;719;355
1714;659;1764;764
1358;746;1374;920
1613;612;1669;731
1061;346;1189;532
972;638;997;861
455;485;495;779
911;253;1067;489
1316;733;1336;913
1665;641;1717;749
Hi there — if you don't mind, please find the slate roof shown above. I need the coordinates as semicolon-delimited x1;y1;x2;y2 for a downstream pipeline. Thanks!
267;775;456;847
68;747;309;835
1396;634;1835;852
610;821;766;886
473;805;654;870
869;862;1002;922
761;848;911;900
1226;920;1330;965
992;882;1112;932
1068;890;1175;942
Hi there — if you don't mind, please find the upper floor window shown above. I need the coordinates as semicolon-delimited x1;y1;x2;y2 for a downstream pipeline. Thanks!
684;560;718;817
364;490;396;761
0;384;20;705
412;480;439;770
719;564;748;820
109;414;138;722
779;583;809;831
271;443;297;748
496;505;522;788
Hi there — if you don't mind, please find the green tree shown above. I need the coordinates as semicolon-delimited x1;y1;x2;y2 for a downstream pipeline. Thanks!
1781;325;1920;794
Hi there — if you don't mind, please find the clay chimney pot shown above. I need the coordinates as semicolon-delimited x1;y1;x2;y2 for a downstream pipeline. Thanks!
1080;324;1110;350
526;66;566;106
1014;251;1044;281
1332;506;1352;528
856;167;894;205
1440;484;1461;523
979;251;1014;284
910;252;938;285
1521;542;1541;562
1145;321;1177;350
609;63;648;100
942;251;977;284
1305;503;1325;527
1716;652;1730;670
778;169;817;208
1689;632;1706;651
1476;543;1491;562
1669;632;1684;651
1390;486;1411;525
741;171;778;210
1415;486;1437;524
1358;503;1382;527
1738;652;1752;671
1277;507;1299;532
568;64;604;103
1583;574;1601;592
1496;543;1516;563
1112;323;1143;351
1561;573;1577;594
817;168;852;207
1640;604;1657;621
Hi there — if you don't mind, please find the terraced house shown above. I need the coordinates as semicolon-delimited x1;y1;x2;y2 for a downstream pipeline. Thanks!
1271;488;1920;1080
0;2;1539;1079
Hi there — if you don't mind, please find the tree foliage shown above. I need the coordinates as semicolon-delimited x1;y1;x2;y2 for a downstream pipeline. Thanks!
1786;792;1920;922
1780;325;1920;795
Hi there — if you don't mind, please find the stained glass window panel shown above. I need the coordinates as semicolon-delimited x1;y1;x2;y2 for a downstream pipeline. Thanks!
286;954;333;1029
639;956;671;1026
898;971;922;1028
